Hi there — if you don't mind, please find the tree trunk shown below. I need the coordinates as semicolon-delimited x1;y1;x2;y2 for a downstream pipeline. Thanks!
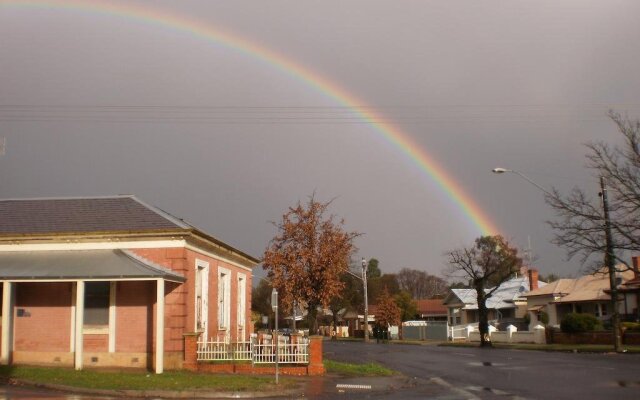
476;285;492;348
308;303;319;335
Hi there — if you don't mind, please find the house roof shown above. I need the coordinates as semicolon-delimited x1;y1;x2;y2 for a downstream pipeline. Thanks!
0;249;185;281
552;268;635;303
0;195;259;264
444;275;546;310
0;195;189;235
522;278;576;297
416;299;448;315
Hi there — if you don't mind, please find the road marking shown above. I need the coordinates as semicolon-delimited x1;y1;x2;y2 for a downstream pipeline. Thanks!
336;384;372;390
430;377;480;400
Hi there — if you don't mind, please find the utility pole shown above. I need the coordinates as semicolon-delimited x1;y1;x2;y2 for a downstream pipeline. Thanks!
600;176;622;352
362;257;369;343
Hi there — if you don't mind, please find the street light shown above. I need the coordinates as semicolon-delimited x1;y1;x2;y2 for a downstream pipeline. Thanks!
491;167;553;196
361;257;369;343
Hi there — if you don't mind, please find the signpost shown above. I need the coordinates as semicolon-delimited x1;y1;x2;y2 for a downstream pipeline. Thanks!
271;288;279;384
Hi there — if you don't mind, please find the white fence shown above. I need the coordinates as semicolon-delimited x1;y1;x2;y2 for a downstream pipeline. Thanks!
197;341;252;361
450;324;546;344
197;336;309;364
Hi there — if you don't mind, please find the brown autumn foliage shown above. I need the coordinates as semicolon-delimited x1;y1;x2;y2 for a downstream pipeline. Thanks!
375;286;401;328
262;195;361;332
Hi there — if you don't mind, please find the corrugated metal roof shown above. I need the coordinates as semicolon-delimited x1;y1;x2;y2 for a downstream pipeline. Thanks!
0;249;185;281
0;195;189;235
446;276;547;310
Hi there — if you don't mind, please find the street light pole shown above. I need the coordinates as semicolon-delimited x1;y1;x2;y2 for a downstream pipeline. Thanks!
271;288;279;384
600;176;622;352
362;257;369;343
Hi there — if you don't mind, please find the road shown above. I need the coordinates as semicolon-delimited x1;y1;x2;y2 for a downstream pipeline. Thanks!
322;341;640;399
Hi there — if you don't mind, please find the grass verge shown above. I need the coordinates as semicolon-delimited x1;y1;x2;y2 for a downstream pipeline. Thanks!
0;365;295;391
439;342;640;353
323;360;395;376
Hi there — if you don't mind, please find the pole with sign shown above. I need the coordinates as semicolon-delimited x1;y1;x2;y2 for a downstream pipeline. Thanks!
271;288;279;384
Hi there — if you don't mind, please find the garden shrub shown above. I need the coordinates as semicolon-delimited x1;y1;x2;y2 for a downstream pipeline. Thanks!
622;322;640;331
560;313;602;333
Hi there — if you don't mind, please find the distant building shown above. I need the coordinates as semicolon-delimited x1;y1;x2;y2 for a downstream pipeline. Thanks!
524;261;637;329
415;299;448;322
444;269;544;329
0;196;257;373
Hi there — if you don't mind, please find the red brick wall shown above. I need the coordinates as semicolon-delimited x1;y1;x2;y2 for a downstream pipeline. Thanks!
115;281;154;353
84;335;108;352
129;246;253;346
184;249;253;342
14;282;73;352
129;248;188;354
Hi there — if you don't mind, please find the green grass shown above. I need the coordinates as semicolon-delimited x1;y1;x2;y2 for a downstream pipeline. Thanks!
323;360;395;376
0;365;295;391
439;342;640;353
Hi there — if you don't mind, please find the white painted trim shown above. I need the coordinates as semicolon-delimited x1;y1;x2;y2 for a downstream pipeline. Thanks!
185;244;253;272
1;282;13;365
155;278;164;374
74;281;85;371
0;240;186;252
70;284;76;352
109;282;116;353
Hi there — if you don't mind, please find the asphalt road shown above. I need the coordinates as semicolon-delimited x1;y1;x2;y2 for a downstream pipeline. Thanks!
322;341;640;400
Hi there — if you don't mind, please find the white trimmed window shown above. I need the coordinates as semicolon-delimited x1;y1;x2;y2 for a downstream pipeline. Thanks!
218;267;231;330
237;273;246;329
195;260;210;338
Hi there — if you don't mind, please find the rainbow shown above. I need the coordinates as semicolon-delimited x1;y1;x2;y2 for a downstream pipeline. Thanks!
2;0;500;235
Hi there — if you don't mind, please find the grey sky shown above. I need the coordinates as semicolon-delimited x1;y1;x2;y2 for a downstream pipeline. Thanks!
2;0;640;280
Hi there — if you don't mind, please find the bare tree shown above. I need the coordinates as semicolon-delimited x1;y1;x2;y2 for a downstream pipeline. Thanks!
396;268;448;299
263;195;361;333
445;235;522;347
546;111;640;270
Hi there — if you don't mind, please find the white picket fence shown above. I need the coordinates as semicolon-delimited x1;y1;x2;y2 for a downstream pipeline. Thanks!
197;336;309;364
449;324;546;344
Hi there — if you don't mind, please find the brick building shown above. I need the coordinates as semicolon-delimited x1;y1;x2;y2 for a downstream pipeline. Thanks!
0;196;257;373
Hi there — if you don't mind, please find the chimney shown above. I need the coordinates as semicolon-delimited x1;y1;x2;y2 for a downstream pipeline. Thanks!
528;269;539;291
633;256;640;279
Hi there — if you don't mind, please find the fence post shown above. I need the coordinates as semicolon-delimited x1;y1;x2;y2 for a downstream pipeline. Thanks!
533;324;546;344
183;332;202;371
465;325;474;340
308;336;325;376
506;324;517;343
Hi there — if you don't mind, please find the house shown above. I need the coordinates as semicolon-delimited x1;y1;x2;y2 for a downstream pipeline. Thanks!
616;256;640;322
444;268;544;328
0;196;258;373
524;262;637;329
415;299;448;322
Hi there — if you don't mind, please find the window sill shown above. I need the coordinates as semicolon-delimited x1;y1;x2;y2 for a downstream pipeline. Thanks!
83;326;109;335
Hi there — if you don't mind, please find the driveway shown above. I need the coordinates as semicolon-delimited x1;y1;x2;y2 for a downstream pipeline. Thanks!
323;341;640;400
